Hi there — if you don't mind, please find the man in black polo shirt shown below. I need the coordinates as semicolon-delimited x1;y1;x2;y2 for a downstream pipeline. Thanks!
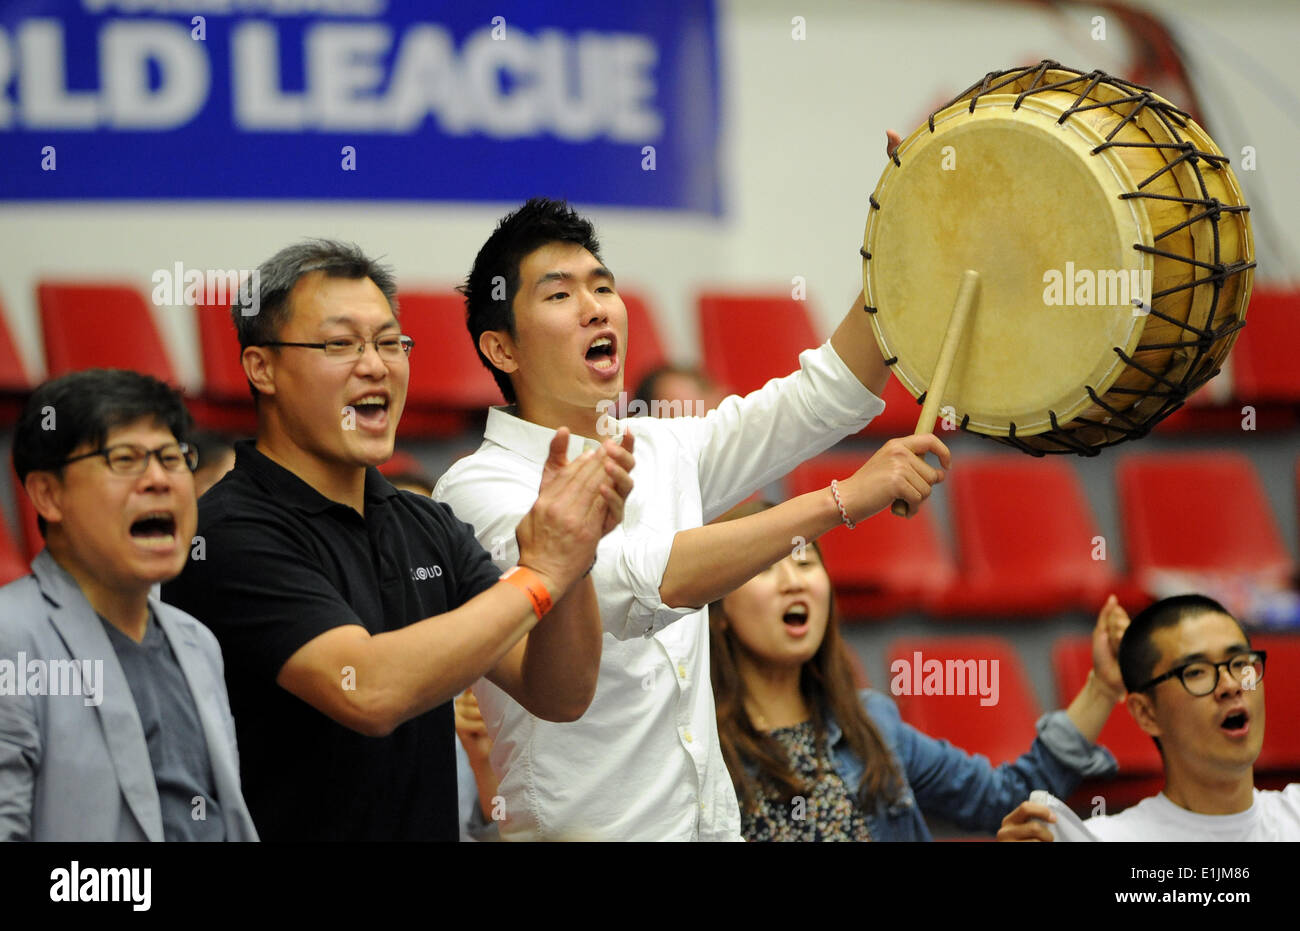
164;240;632;840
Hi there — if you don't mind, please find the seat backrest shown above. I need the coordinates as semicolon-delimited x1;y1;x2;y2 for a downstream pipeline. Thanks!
787;454;956;596
1052;635;1163;774
698;292;820;396
1117;453;1292;582
37;282;176;384
0;295;31;393
1233;288;1300;402
620;290;668;397
947;456;1113;603
398;291;503;409
196;298;251;401
1252;634;1300;772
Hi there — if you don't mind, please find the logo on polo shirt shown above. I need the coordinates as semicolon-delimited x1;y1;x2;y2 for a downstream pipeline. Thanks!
409;565;444;581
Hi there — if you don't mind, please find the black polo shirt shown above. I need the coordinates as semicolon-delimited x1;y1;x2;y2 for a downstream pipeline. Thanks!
162;441;500;841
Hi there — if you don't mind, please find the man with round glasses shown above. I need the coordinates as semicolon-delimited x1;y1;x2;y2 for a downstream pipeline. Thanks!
0;369;258;840
999;594;1299;841
164;239;632;840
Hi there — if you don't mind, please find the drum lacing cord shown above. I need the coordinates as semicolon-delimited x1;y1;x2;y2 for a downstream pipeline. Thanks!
907;61;1253;455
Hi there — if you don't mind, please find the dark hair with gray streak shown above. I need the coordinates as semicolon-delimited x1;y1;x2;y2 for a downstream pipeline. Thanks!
234;239;399;398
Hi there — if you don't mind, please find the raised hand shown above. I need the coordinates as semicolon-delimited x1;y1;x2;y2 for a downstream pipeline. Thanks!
515;427;635;595
835;433;951;521
1092;594;1131;698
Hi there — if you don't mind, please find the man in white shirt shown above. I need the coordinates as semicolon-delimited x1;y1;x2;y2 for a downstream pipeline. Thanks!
434;197;950;840
998;594;1299;841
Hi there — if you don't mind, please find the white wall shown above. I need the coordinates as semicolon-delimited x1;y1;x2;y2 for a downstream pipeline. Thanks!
1;0;1295;390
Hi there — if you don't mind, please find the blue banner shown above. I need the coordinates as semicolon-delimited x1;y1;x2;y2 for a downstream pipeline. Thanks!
0;1;721;212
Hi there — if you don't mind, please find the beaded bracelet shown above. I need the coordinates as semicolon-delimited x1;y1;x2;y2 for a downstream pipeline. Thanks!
829;480;856;530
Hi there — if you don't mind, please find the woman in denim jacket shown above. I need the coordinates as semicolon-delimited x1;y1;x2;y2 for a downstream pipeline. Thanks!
709;501;1129;841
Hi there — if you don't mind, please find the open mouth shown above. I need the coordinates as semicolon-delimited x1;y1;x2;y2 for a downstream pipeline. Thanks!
783;603;810;633
1220;709;1250;737
584;336;618;373
352;394;390;429
130;511;177;548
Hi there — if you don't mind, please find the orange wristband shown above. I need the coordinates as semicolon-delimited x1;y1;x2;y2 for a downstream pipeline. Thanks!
500;565;553;619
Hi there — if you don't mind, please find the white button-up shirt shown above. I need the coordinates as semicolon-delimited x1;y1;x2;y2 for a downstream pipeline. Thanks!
433;342;884;840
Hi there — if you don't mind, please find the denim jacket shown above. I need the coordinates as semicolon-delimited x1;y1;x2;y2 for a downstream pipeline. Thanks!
826;689;1117;841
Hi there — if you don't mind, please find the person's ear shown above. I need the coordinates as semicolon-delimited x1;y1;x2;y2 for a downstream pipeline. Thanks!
24;472;65;528
479;330;520;376
243;346;276;397
1127;691;1162;740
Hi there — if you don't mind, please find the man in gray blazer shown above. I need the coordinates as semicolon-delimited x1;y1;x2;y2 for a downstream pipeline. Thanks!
0;369;257;841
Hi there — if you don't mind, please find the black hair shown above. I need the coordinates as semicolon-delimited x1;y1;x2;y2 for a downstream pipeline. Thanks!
1118;593;1247;755
13;369;194;536
460;198;603;404
234;239;399;399
1118;594;1246;694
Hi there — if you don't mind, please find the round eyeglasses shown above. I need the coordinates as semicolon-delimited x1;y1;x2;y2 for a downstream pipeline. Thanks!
1136;651;1267;697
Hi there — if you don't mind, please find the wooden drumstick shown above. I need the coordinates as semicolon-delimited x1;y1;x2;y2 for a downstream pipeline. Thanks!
891;269;980;518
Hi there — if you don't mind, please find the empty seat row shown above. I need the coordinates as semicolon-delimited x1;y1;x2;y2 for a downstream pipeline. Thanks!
792;451;1296;621
19;283;1298;436
7;283;673;436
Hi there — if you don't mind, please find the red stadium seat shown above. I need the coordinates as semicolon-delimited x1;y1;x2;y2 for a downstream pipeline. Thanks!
0;295;31;394
698;291;820;396
1052;635;1163;810
1233;288;1300;403
861;374;927;437
196;299;249;402
932;457;1118;617
1116;453;1293;592
0;295;33;425
37;282;177;384
620;290;668;397
189;298;257;433
787;454;957;619
1252;634;1300;776
393;291;500;437
885;636;1040;767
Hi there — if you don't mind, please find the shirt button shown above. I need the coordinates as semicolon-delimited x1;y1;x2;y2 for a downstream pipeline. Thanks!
683;729;694;743
677;664;686;679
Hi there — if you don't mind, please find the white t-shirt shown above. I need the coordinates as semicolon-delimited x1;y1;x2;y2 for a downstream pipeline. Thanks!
1084;785;1300;841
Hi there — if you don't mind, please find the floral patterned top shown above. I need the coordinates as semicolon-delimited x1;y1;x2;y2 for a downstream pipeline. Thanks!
741;720;871;842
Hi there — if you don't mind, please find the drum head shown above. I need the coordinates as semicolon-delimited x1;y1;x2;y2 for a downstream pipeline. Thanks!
865;96;1157;436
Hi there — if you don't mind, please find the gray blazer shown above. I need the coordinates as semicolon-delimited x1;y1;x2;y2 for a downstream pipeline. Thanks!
0;550;258;841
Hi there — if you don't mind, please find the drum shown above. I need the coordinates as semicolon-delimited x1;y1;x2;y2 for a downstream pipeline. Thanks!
863;60;1255;455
